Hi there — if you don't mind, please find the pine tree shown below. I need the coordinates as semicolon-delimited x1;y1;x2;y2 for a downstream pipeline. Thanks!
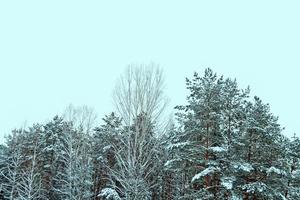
169;68;227;199
236;96;286;199
1;129;24;200
39;116;68;199
217;78;250;199
0;67;296;200
92;112;123;199
285;134;300;199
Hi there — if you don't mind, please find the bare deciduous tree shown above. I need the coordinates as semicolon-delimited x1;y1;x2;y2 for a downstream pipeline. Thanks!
57;109;94;200
113;63;168;131
102;64;168;199
63;105;97;135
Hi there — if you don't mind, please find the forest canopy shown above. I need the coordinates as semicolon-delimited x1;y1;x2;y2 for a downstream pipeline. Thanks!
0;66;299;200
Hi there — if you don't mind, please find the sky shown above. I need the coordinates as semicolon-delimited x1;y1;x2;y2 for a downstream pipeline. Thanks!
0;1;299;143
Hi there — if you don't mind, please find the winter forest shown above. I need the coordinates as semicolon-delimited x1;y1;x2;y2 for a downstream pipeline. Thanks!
0;66;299;200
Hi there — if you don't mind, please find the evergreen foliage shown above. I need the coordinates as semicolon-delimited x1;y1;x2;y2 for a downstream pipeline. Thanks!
0;68;298;200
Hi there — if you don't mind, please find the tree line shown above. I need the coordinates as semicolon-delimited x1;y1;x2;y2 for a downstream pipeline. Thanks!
0;65;299;200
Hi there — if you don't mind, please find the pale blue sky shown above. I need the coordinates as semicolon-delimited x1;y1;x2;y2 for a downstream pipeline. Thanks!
0;1;299;142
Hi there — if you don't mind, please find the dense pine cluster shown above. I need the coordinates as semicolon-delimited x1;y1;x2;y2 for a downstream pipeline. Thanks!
0;68;299;200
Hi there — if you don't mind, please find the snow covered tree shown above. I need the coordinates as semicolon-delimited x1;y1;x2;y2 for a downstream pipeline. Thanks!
284;134;300;199
17;128;43;200
92;112;123;200
53;123;93;200
2;125;44;200
0;144;6;187
161;123;184;199
98;188;121;200
2;116;94;200
0;67;296;200
61;105;96;199
216;78;250;199
1;129;24;200
102;112;164;200
235;96;287;199
166;68;286;199
39;116;69;199
168;68;228;199
106;64;168;199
